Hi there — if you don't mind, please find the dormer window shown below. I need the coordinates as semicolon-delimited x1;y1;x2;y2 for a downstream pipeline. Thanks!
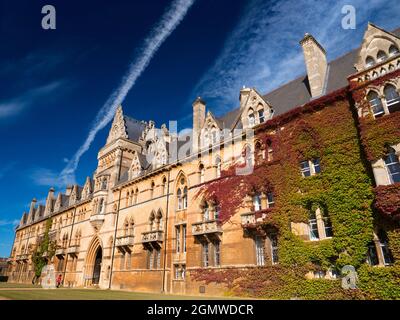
389;45;399;57
211;129;218;144
377;50;387;63
203;129;210;147
367;91;385;118
365;56;375;68
248;109;255;127
384;84;400;113
258;109;265;123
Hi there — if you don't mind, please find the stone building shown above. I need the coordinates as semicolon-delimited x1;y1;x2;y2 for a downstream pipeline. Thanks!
6;23;400;297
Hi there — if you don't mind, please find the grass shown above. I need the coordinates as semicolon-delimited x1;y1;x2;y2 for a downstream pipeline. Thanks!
0;282;40;288
0;284;233;300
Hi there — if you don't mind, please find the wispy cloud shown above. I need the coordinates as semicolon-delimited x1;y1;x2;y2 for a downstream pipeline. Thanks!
57;0;196;186
0;80;64;119
0;219;20;227
29;168;71;188
192;0;400;115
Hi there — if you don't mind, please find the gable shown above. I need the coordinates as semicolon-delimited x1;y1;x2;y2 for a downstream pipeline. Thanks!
355;23;400;72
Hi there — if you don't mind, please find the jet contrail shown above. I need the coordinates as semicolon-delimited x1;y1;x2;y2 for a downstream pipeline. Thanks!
60;0;196;185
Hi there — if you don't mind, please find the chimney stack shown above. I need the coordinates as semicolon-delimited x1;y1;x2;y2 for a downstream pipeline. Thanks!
300;33;328;98
65;185;73;196
192;97;206;153
29;198;37;216
45;187;55;215
239;87;251;109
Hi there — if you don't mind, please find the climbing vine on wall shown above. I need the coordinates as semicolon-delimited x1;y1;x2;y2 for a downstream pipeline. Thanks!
31;218;56;283
193;88;400;299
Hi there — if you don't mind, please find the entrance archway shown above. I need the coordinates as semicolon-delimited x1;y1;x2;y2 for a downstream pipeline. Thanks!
92;248;102;285
85;236;103;286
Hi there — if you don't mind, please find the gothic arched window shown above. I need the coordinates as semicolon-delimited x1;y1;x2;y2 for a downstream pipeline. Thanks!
365;56;375;68
367;90;385;117
384;84;400;113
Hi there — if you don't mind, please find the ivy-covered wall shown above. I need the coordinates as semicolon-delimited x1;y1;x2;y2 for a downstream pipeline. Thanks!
194;87;400;299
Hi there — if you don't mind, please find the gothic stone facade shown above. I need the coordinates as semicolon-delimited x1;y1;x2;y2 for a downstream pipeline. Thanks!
6;23;400;296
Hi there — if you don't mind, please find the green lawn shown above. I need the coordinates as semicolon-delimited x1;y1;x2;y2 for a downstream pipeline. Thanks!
0;286;232;300
0;282;40;288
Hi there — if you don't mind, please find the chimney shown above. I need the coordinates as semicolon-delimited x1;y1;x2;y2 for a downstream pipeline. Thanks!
65;185;73;196
239;87;251;109
300;33;328;98
29;198;37;215
45;187;55;215
192;97;206;153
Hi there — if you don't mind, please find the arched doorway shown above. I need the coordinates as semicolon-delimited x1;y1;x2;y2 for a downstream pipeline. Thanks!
85;236;103;287
92;248;102;285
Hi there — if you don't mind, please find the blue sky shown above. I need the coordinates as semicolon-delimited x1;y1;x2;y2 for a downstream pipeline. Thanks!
0;0;399;256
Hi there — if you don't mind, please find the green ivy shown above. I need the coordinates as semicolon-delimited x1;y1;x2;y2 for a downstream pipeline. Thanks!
31;218;56;282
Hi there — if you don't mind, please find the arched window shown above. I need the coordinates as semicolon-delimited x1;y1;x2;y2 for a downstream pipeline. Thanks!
98;198;105;214
101;178;107;190
214;202;221;221
177;188;182;210
134;188;139;204
215;157;221;178
199;163;205;183
377;50;388;62
254;141;264;164
124;219;129;236
389;45;399;57
384;148;400;184
367;91;385;117
156;211;163;230
384;84;400;113
129;219;134;236
162;177;167;195
126;191;130;207
243;145;252;166
150;181;155;199
248;109;255;127
266;140;273;162
252;192;262;211
365;56;375;68
211;127;218;144
149;211;155;231
183;187;188;209
203;129;210;147
257;104;265;123
202;202;210;221
176;176;188;210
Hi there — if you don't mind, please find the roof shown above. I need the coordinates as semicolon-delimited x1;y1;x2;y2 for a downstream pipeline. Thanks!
261;27;400;116
124;116;146;142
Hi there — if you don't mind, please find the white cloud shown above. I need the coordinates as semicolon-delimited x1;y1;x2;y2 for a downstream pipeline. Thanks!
30;167;75;188
59;0;196;185
0;219;20;227
192;0;400;115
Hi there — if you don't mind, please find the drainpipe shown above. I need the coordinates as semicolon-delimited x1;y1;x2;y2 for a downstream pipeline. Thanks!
161;170;171;293
63;206;77;286
108;188;122;289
